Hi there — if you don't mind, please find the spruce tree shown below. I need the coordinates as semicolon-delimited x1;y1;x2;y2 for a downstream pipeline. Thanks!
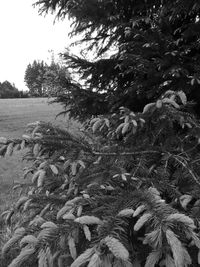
35;0;200;118
1;1;200;267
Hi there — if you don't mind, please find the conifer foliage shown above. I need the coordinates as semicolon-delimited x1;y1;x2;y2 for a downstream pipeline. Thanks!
1;91;200;267
36;0;200;118
1;1;200;267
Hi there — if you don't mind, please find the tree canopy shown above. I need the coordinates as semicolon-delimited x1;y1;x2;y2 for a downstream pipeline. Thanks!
24;60;46;97
0;81;24;98
24;60;70;97
35;0;200;119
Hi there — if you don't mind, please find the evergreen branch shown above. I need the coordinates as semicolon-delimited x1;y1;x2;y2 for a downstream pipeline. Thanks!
170;154;200;186
92;150;160;156
29;194;67;204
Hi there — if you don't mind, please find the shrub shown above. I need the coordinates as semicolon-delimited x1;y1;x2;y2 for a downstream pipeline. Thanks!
1;91;200;266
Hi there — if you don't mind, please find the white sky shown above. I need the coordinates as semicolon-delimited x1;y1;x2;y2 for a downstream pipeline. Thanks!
0;0;73;91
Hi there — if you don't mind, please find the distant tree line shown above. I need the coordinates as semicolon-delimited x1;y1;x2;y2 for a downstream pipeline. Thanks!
24;60;70;97
0;81;28;99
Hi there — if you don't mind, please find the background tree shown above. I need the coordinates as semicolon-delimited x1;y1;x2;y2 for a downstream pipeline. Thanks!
43;61;71;96
24;59;71;97
0;81;21;98
24;60;46;97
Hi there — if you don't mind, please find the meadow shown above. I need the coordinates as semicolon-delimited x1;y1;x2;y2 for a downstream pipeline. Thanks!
0;98;77;212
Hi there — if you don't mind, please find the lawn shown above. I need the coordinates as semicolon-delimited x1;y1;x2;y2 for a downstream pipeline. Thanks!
0;98;65;138
0;98;78;212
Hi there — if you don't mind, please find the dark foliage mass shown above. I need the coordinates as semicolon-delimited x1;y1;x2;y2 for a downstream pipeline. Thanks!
2;1;200;267
35;0;200;119
0;81;27;99
24;60;70;97
24;60;47;97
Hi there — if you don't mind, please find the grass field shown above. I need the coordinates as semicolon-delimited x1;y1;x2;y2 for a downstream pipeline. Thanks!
0;98;78;212
0;98;65;138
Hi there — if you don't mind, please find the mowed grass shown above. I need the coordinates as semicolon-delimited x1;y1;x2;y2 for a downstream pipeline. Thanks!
0;98;67;138
0;98;79;212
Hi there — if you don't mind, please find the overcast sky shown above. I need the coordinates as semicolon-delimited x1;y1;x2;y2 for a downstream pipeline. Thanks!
0;0;73;90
